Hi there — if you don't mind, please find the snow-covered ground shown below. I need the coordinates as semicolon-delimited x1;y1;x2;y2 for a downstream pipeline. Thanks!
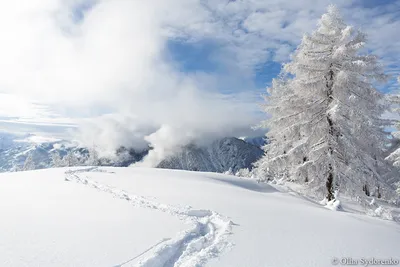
0;167;399;267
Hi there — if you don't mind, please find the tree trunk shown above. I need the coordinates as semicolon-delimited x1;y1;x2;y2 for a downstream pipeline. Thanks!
325;67;335;201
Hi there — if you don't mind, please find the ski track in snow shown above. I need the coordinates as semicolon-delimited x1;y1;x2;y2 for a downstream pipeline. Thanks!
64;167;234;267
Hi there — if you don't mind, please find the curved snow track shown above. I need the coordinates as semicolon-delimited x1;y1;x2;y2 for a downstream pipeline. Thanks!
65;168;234;267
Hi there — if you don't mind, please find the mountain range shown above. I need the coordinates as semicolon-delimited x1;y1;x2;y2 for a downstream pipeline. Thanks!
0;132;266;174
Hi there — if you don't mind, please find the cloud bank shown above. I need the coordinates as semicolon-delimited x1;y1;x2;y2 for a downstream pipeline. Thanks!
1;0;399;165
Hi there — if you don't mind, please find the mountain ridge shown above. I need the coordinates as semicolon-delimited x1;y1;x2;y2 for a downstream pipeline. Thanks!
0;132;264;174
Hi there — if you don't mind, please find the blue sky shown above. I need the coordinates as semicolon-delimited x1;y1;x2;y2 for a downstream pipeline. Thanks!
72;0;97;23
165;0;400;94
0;0;399;145
167;40;222;74
167;38;282;89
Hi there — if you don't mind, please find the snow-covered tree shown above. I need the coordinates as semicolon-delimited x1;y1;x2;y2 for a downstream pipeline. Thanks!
63;151;80;167
51;152;64;167
236;168;251;178
386;77;400;167
23;154;35;171
386;77;400;197
86;145;99;166
254;5;398;201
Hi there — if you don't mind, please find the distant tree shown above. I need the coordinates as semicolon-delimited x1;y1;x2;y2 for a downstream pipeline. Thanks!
63;151;80;167
235;168;251;178
86;145;99;166
254;5;398;201
224;168;233;175
386;77;400;167
51;152;64;167
11;164;22;172
386;76;400;197
23;154;35;171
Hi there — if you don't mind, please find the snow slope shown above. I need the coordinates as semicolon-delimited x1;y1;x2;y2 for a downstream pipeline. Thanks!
0;167;399;267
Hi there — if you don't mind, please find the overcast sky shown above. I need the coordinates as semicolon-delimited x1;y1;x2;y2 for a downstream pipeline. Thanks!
0;0;399;158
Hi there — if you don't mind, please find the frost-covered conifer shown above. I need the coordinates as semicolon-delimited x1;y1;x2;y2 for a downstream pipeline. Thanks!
386;77;400;197
23;154;35;171
63;151;80;167
386;77;400;167
255;5;397;201
51;152;64;167
86;145;99;166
